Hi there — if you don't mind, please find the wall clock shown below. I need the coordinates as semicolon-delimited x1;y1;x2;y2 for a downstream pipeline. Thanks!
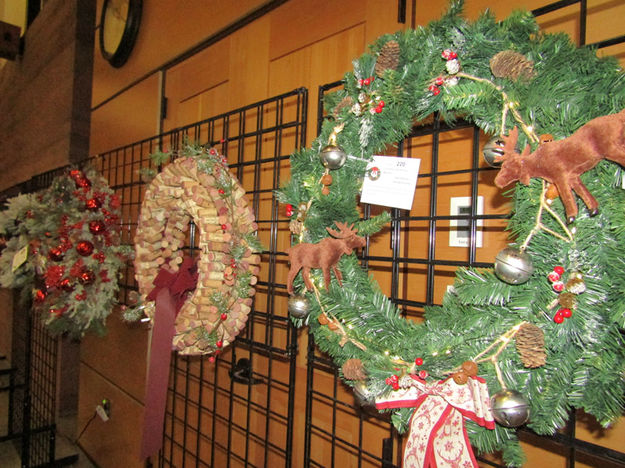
99;0;142;68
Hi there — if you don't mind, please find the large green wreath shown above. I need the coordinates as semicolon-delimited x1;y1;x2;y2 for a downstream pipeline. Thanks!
279;1;625;465
0;168;130;337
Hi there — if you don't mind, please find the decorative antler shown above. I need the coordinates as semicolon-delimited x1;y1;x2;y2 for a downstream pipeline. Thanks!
326;222;357;239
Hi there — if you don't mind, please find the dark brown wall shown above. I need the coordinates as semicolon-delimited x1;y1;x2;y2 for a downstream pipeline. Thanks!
0;0;95;192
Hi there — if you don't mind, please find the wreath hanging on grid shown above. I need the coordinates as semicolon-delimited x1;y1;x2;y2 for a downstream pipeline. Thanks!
0;168;130;337
133;145;262;355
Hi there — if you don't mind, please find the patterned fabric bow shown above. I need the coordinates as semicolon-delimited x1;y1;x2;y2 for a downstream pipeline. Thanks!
376;375;495;468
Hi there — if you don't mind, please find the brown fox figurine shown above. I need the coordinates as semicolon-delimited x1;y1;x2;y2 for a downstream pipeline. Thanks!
494;109;625;223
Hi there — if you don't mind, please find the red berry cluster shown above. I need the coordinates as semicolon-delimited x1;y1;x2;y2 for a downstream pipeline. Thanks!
385;374;400;390
358;76;375;87
548;266;572;323
548;265;565;291
441;49;458;60
285;203;293;217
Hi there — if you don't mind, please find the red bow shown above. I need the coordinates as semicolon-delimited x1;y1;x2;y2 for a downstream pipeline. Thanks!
146;256;198;313
376;375;495;468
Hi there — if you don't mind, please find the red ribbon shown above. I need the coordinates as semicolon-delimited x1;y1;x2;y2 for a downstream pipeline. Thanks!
140;257;198;460
376;375;495;468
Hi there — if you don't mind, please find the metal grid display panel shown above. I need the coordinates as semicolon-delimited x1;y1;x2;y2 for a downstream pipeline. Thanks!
93;88;308;468
304;1;625;466
4;167;69;467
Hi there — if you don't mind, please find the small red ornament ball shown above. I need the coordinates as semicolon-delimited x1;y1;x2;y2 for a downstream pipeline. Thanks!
220;313;227;321
76;240;94;256
560;307;572;318
48;247;64;262
34;289;46;302
69;169;84;180
218;188;225;194
553;266;565;275
547;271;561;283
79;270;96;285
74;177;91;189
415;357;424;366
85;198;102;211
216;340;224;348
60;278;74;292
418;370;429;379
285;204;293;217
552;281;565;292
435;76;445;86
428;84;438;92
89;220;106;235
553;312;565;324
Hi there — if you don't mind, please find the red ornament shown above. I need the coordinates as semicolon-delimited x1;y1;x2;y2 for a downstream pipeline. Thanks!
85;198;102;211
220;313;227;320
50;308;64;318
75;177;91;189
553;266;565;275
79;270;96;285
378;100;385;108
432;87;441;96
49;247;64;262
89;220;106;235
560;307;572;318
69;169;84;180
75;291;87;301
60;278;74;292
428;84;438;92
221;224;227;231
415;357;424;366
375;105;383;114
218;188;225;194
552;281;565;292
363;77;371;86
34;289;46;303
216;340;223;348
435;76;445;86
553;313;565;324
442;49;457;60
418;370;429;379
547;271;561;283
76;240;94;256
285;204;293;217
209;356;216;363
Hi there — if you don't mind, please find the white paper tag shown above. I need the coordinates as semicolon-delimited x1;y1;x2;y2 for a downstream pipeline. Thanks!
12;245;28;272
360;156;421;210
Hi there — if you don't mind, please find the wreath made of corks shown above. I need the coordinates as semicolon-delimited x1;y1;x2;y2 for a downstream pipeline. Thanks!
134;153;260;355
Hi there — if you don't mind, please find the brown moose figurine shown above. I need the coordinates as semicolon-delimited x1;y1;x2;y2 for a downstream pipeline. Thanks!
287;221;366;294
494;109;625;223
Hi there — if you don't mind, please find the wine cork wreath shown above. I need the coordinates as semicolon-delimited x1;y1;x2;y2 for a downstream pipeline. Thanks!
134;151;260;355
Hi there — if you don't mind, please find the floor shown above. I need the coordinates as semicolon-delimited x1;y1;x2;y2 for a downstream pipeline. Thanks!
0;356;96;468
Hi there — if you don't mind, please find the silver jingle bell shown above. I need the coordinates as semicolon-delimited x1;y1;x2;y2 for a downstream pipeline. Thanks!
320;144;347;170
491;389;530;427
352;380;375;407
483;136;505;167
494;247;534;284
288;294;310;319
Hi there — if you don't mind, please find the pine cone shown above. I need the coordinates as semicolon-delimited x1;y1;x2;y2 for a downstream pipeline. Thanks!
558;292;576;309
375;40;400;77
342;358;367;380
515;322;546;368
333;96;353;118
490;50;535;81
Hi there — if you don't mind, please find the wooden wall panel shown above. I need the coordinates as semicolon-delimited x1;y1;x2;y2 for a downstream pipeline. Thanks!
78;363;145;468
90;74;160;154
0;0;94;191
